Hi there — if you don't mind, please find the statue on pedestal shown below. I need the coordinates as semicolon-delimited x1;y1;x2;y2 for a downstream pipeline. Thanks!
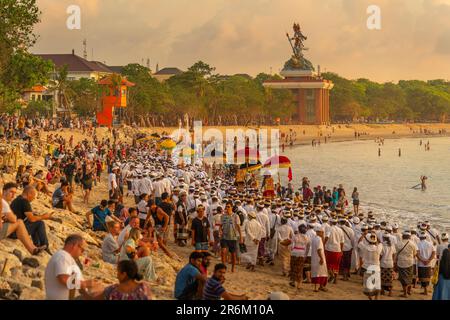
285;23;315;71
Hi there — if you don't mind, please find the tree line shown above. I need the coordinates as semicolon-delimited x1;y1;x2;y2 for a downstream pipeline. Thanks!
1;0;449;125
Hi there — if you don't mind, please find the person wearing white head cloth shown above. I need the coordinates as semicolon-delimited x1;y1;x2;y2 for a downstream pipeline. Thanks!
380;232;396;297
266;209;281;265
255;204;270;266
395;231;418;297
351;217;362;273
360;233;382;300
417;232;436;296
240;211;263;271
277;214;294;276
437;233;449;261
310;225;328;292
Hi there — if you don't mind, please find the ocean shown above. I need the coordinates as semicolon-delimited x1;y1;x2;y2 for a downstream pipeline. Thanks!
281;136;450;232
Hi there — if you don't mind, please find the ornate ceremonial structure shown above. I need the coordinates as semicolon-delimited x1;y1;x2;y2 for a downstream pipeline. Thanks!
264;23;333;125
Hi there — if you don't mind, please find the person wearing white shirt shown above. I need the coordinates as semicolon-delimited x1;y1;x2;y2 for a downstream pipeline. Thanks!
324;220;345;283
267;209;281;264
108;167;119;198
137;194;150;228
45;235;98;300
392;224;402;244
395;231;418;297
339;219;355;281
276;216;294;276
255;206;270;265
310;226;328;292
380;233;396;296
152;177;165;205
118;216;140;247
139;175;153;197
240;212;263;271
417;232;436;296
162;176;172;195
359;233;382;300
289;224;311;289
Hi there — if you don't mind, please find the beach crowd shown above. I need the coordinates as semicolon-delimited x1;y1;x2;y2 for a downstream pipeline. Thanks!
0;113;449;301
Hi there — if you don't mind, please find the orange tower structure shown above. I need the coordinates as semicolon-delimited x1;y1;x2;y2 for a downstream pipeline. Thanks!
96;76;135;127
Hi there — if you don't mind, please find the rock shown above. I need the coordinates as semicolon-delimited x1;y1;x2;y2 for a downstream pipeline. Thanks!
12;249;24;262
20;287;45;300
50;217;63;224
22;257;40;268
0;251;23;277
31;280;44;290
7;280;25;296
9;266;21;277
0;279;13;299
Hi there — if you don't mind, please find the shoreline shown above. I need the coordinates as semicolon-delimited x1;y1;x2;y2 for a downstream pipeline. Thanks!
137;123;450;150
0;125;438;300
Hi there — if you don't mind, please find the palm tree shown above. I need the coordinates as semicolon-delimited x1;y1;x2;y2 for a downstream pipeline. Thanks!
48;65;74;119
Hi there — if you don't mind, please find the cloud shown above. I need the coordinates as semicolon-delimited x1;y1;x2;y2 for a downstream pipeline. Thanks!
32;0;450;82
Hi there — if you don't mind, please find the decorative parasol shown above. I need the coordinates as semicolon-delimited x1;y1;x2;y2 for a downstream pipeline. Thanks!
263;155;293;181
234;147;260;164
240;161;262;172
160;139;177;150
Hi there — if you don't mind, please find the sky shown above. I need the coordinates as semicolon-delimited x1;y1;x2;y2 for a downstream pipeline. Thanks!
31;0;450;82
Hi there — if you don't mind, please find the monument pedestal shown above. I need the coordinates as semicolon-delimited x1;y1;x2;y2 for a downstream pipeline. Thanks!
264;69;333;125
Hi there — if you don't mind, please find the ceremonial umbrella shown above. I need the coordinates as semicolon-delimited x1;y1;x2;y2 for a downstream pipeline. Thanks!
234;147;260;164
160;139;177;150
239;161;262;172
263;155;293;181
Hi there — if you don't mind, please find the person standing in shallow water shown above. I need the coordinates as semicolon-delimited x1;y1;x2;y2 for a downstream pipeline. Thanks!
351;187;359;215
420;176;427;191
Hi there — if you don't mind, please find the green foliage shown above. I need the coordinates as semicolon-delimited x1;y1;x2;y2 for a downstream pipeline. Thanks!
23;99;52;117
0;0;50;113
67;78;102;116
323;73;450;122
1;50;53;92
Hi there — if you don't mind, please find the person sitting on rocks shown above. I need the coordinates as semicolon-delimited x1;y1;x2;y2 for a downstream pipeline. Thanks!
174;251;207;300
52;181;77;214
92;260;153;300
86;200;122;232
102;221;121;265
10;185;52;254
44;234;101;300
1;182;46;255
119;227;157;281
32;170;52;197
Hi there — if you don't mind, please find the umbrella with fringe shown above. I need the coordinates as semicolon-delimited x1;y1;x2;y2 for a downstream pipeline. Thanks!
263;155;293;181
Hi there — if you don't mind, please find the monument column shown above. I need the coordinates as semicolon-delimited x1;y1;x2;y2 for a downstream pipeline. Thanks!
315;89;323;125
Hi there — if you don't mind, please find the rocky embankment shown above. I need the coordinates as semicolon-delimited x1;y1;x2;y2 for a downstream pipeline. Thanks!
0;149;183;300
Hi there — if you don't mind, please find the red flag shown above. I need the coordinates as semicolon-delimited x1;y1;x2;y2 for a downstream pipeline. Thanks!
288;167;293;181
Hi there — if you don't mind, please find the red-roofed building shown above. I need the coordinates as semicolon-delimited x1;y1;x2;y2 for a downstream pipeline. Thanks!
22;85;46;102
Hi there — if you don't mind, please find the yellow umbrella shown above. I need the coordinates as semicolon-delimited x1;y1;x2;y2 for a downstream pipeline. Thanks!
160;139;177;150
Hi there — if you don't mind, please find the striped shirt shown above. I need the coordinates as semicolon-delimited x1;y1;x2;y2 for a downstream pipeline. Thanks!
202;277;225;300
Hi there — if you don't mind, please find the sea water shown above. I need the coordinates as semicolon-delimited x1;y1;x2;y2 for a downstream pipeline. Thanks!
282;136;450;232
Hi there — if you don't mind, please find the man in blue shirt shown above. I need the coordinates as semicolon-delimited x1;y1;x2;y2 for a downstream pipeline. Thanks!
86;200;121;232
203;263;248;300
174;251;206;300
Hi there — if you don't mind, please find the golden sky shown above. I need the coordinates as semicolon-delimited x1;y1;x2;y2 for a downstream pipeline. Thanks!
32;0;450;82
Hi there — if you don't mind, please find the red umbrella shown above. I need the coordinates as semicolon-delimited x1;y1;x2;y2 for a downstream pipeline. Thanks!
234;147;260;164
263;155;293;181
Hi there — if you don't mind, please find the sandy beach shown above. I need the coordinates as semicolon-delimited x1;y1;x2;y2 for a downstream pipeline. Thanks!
1;124;443;300
139;123;450;148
